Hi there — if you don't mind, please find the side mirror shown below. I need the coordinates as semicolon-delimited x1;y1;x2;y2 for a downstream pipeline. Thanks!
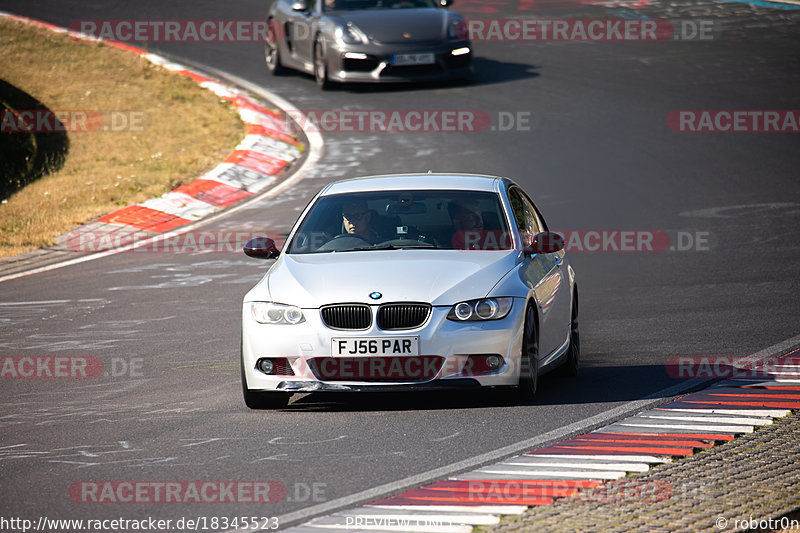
244;237;281;259
291;0;308;11
524;231;564;255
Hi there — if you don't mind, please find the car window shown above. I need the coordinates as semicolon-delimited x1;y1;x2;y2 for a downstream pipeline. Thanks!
508;186;542;247
287;190;512;253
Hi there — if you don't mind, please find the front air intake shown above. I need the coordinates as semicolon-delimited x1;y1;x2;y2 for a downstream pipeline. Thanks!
377;303;431;330
320;304;372;330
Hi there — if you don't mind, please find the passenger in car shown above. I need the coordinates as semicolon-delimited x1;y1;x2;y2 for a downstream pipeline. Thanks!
448;199;484;232
448;199;483;249
447;200;508;250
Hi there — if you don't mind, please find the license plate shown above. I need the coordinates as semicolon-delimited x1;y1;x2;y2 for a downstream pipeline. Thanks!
391;53;435;66
332;337;419;356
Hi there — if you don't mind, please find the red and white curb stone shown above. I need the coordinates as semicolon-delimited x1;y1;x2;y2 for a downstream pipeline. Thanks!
282;348;800;533
0;11;304;253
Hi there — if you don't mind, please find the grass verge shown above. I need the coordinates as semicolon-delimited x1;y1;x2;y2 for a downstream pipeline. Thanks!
0;17;245;258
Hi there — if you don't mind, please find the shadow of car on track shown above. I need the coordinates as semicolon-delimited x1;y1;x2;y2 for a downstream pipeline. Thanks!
262;364;680;412
468;57;541;87
272;57;539;93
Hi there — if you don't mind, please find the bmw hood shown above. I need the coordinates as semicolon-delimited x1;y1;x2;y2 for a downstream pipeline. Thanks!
332;9;455;44
263;250;519;308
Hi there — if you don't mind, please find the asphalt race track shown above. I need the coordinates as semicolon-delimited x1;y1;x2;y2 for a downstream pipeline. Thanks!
1;0;799;529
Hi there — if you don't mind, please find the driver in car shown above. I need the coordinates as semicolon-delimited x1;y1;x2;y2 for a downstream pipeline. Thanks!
342;200;380;242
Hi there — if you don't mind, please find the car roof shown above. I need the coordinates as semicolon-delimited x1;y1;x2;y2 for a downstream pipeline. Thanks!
320;173;506;195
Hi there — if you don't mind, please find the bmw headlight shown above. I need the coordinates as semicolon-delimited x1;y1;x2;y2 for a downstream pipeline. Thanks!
447;17;467;40
447;298;513;321
251;302;305;325
335;23;368;45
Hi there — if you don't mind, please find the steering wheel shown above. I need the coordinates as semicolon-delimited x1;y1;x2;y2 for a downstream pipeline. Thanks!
316;232;374;252
330;233;372;243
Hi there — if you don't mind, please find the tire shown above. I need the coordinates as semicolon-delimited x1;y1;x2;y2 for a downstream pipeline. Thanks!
241;347;290;410
517;305;539;403
265;19;288;75
265;41;287;75
314;37;331;90
563;295;580;377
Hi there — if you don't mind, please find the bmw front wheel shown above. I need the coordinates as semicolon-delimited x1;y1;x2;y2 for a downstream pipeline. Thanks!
517;305;539;402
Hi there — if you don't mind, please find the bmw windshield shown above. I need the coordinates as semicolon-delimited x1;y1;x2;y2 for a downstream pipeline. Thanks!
323;0;441;11
286;190;513;254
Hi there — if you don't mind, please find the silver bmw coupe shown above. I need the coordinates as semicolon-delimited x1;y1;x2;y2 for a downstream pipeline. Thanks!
265;0;473;88
241;173;579;408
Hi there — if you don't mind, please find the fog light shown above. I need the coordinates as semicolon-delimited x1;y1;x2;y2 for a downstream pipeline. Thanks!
486;355;503;371
451;47;470;56
257;359;274;374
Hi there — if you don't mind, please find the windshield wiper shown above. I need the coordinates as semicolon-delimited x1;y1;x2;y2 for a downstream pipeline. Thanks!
368;243;437;250
329;243;438;253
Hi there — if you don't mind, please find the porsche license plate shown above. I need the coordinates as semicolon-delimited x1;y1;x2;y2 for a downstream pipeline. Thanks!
332;337;420;356
391;53;435;66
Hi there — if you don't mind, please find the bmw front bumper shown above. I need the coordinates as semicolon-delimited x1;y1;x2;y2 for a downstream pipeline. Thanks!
241;299;524;392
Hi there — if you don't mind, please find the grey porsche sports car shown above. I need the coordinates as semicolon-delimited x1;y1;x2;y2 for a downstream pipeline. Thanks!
265;0;473;88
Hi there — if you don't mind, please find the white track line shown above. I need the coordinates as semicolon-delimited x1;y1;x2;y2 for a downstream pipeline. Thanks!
472;468;628;480
656;407;791;417
366;505;528;514
615;422;754;433
302;516;474;533
636;413;774;425
334;509;500;525
500;460;651;472
526;453;671;463
505;454;659;464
